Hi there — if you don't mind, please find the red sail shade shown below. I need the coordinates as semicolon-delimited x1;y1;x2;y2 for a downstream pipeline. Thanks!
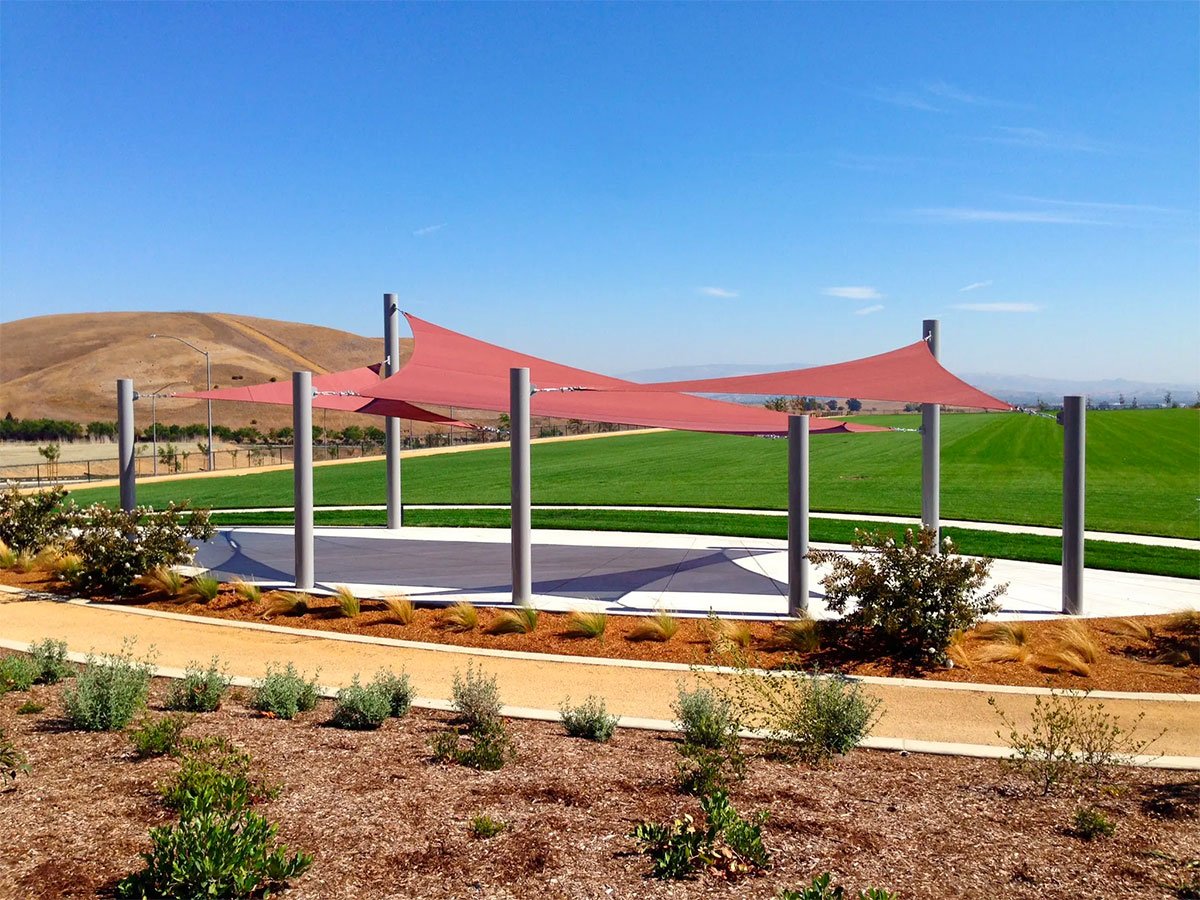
359;314;884;435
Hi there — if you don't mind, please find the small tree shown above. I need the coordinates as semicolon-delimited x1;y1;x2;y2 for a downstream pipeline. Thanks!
847;398;862;413
38;443;61;480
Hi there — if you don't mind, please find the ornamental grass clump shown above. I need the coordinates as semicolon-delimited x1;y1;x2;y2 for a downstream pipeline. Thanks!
265;591;308;618
165;658;231;712
442;601;479;633
486;603;539;635
0;540;15;570
137;566;188;599
187;575;221;604
706;614;753;653
382;595;415;625
809;527;1006;661
250;663;320;720
330;676;392;730
334;585;360;618
232;580;262;604
560;695;619;742
62;641;155;731
563;609;607;640
628;610;680;643
771;617;820;653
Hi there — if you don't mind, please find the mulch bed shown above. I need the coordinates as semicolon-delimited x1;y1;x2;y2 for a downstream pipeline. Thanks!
1;671;1197;899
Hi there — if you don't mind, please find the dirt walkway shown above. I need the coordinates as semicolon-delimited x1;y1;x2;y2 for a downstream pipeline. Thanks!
2;598;1196;759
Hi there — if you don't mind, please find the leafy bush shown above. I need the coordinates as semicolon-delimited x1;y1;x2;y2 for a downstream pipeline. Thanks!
673;686;745;793
430;718;515;771
630;789;769;880
61;642;154;731
1072;805;1116;840
0;727;28;785
331;677;392;730
164;658;230;712
159;737;276;815
0;486;72;553
778;873;899;899
991;691;1162;795
486;603;539;635
563;610;607;639
16;699;45;715
65;503;215;595
451;663;502;731
0;655;38;693
187;575;221;603
28;638;72;684
560;695;618;742
371;669;415;718
250;663;319;720
469;814;506;838
130;715;189;758
809;528;1006;658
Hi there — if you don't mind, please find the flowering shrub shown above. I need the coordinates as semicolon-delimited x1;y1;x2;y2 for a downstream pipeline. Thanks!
0;487;73;553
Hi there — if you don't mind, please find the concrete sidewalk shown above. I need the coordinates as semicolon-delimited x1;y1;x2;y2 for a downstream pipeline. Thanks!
2;597;1196;764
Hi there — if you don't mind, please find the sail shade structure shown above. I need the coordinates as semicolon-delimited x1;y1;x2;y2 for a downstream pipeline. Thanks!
358;314;883;435
177;365;475;428
622;341;1011;410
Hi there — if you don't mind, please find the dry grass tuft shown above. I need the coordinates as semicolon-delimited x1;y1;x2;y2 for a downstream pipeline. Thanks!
0;539;14;569
136;566;188;598
266;591;309;617
382;595;416;625
1051;619;1102;664
9;549;37;574
486;604;539;635
708;617;752;651
628;611;679;643
442;601;479;633
32;546;64;571
334;585;360;618
187;575;221;603
1103;617;1154;641
1163;609;1199;635
771;617;820;653
975;621;1029;646
562;610;607;640
976;642;1032;665
232;580;262;603
945;630;973;670
1033;648;1091;677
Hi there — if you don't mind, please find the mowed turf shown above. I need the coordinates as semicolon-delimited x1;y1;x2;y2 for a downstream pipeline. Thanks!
68;409;1200;539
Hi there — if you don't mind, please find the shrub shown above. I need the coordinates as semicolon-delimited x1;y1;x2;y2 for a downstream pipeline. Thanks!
563;610;607;639
251;663;319;720
628;611;679;642
451;663;502;731
486;603;539;635
778;873;899;899
630;789;769;880
560;695;618;742
442;600;478;632
265;591;308;617
1072;805;1116;840
430;718;515;771
61;642;154;731
334;585;359;618
382;595;415;625
28;638;72;684
16;699;45;715
371;669;415;718
469;814;506;838
0;727;28;785
165;658;230;712
232;580;262;603
331;677;392;730
0;655;38;693
809;528;1006;659
673;686;745;794
991;691;1163;795
130;715;189;758
65;503;215;595
187;575;221;604
0;486;73;553
159;736;275;815
136;566;188;598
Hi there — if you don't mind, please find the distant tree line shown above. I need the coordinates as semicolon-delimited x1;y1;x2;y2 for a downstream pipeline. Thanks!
762;397;863;414
0;413;390;445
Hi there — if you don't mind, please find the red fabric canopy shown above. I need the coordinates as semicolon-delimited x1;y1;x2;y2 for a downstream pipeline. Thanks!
359;314;883;435
177;365;475;428
627;341;1010;410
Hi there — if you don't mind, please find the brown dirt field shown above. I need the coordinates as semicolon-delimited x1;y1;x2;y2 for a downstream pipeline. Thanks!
4;569;1197;695
1;669;1198;900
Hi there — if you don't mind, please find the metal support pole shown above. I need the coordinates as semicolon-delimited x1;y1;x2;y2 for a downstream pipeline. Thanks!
510;368;532;604
117;379;136;511
921;319;941;543
1061;395;1086;614
205;353;214;470
383;292;403;529
788;414;810;616
293;371;314;590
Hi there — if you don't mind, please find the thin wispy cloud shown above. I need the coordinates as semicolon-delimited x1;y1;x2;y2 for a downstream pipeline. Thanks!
958;280;993;292
865;87;942;112
922;81;1023;108
699;286;739;299
865;81;1020;113
1006;195;1190;217
978;126;1116;154
412;223;446;237
855;304;885;316
912;208;1111;226
910;193;1188;228
953;302;1040;313
823;286;884;301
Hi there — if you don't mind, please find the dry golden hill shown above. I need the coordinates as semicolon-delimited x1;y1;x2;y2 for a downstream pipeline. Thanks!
0;311;422;432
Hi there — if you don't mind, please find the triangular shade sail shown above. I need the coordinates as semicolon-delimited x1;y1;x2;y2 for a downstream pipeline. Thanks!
359;314;884;435
177;365;475;428
624;342;1011;410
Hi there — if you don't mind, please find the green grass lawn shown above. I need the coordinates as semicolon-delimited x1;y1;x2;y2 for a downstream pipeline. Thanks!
69;408;1200;538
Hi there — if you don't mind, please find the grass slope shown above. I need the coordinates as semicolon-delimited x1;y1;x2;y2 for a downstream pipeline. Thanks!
70;409;1200;538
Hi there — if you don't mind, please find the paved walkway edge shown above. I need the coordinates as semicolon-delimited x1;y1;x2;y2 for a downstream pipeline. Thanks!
3;637;1195;771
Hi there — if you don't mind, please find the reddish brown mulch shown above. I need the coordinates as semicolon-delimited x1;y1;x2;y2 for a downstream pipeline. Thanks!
1;672;1197;899
3;569;1198;694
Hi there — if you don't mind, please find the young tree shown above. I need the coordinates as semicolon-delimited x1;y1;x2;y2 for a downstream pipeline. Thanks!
846;398;862;412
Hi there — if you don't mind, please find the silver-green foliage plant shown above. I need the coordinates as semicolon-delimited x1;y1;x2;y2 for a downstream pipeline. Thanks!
0;655;38;693
809;527;1006;659
560;695;618;742
451;663;502;731
371;669;415;718
130;714;189;758
165;658;230;713
331;677;392;730
62;642;155;731
250;663;319;720
431;664;514;770
673;686;745;793
0;487;73;553
28;638;73;684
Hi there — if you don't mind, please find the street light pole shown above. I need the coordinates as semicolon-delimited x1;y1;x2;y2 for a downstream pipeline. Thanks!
149;334;214;470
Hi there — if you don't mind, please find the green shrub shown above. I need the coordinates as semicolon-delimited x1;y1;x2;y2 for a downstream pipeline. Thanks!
451;663;502;732
164;658;230;712
159;736;277;816
64;502;215;595
991;691;1163;795
0;486;73;553
673;686;744;793
28;638;72;684
16;699;45;715
469;814;506;838
778;873;899;899
61;642;154;731
130;715;189;758
0;655;38;693
630;789;769;880
430;718;515;771
371;669;415;718
560;695;618;742
0;727;29;785
809;528;1006;658
331;677;391;730
250;663;319;720
1072;805;1116;840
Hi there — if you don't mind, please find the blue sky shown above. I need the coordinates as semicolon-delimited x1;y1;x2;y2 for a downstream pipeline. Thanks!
2;3;1197;383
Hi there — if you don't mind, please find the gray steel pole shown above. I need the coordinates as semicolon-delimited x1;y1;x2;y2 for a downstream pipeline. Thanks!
205;352;214;471
510;367;532;604
293;371;315;590
117;379;136;511
1062;395;1086;614
151;394;158;477
921;319;941;543
383;292;403;529
788;414;810;616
